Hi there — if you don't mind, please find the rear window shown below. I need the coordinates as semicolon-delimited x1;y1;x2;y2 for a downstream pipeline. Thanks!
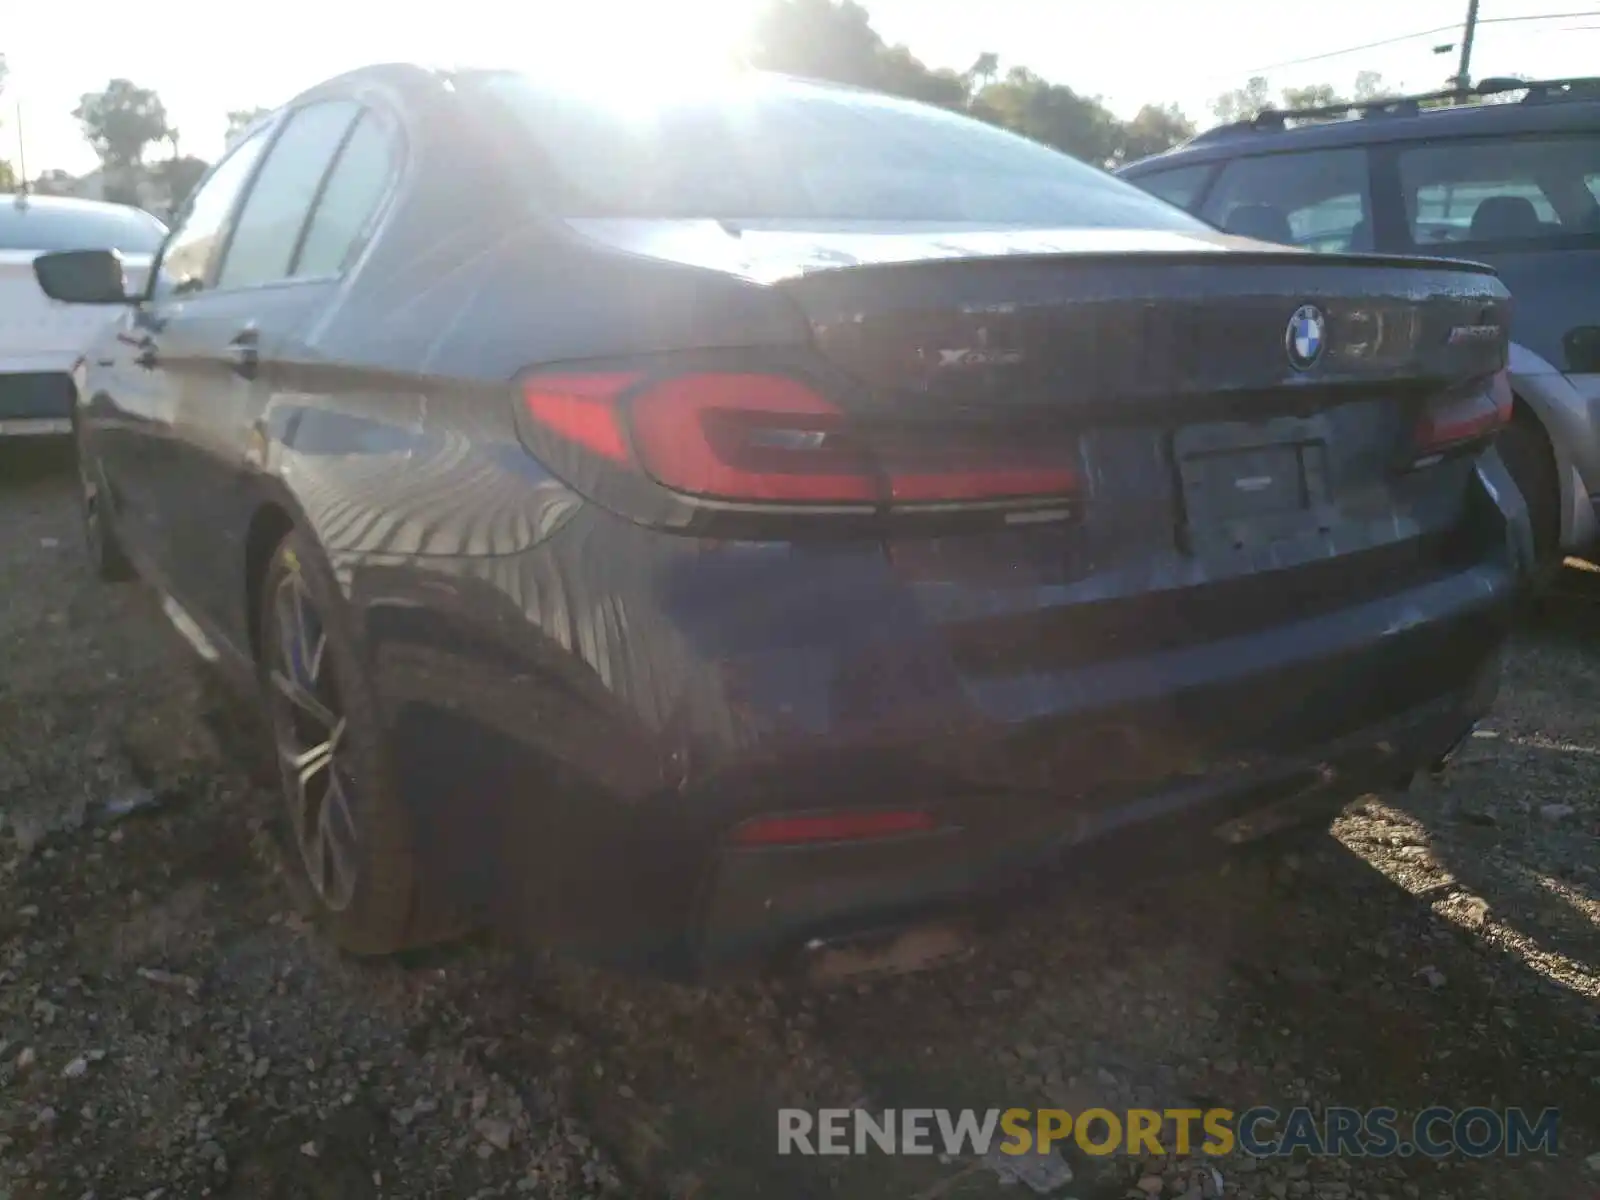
1198;149;1373;252
1399;136;1600;249
469;73;1206;230
0;200;167;254
1125;163;1214;211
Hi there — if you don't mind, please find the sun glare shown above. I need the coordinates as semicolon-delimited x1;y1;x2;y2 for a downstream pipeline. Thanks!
515;2;754;113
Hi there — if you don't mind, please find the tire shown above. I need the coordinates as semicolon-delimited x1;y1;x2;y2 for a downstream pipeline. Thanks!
78;449;135;583
1496;415;1562;586
257;529;435;955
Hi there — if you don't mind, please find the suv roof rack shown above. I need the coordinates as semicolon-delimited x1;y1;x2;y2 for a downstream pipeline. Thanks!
1188;75;1600;145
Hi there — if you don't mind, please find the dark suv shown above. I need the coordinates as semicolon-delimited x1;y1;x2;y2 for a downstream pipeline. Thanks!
1120;77;1600;574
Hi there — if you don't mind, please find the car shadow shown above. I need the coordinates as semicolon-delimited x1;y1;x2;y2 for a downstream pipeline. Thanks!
0;438;76;486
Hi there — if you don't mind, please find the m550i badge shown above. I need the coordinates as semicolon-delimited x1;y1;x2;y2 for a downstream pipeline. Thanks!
1447;324;1502;345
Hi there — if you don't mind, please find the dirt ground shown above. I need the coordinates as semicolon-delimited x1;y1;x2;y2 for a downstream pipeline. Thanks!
2;444;1597;1200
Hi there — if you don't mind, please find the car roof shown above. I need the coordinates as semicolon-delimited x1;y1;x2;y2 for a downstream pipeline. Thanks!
295;60;946;113
1121;85;1600;174
0;192;163;221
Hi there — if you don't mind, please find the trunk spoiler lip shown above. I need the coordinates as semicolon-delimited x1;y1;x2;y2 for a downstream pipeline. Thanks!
560;216;1502;285
775;248;1503;282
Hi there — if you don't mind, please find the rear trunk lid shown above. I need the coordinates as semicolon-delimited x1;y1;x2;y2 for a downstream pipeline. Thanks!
769;236;1512;777
567;217;1505;405
780;242;1506;412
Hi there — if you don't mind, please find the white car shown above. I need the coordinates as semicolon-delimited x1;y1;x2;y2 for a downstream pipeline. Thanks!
0;193;166;437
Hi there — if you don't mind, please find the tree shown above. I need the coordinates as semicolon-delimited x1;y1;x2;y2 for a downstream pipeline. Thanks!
744;3;1195;168
1113;103;1196;165
73;79;172;176
1211;76;1272;124
1278;83;1342;111
1353;70;1396;101
748;0;884;89
875;46;969;110
966;52;1000;93
31;168;78;196
225;106;271;146
975;67;1124;166
1210;71;1402;129
153;156;209;213
749;1;974;111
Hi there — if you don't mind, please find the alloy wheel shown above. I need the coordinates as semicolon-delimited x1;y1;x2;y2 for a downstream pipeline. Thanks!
267;570;360;911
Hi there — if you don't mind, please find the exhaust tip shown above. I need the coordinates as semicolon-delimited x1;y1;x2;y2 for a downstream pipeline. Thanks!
799;920;975;987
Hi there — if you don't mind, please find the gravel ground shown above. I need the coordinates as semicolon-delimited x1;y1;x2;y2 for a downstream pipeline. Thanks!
2;444;1598;1200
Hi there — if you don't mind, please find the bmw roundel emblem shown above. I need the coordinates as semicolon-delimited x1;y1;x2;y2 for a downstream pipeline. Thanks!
1285;304;1327;371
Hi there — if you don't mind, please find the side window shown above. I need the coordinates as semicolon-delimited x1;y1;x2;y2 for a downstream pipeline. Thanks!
293;113;398;278
1200;149;1372;252
153;130;270;295
215;100;361;291
1128;164;1213;211
1399;136;1600;248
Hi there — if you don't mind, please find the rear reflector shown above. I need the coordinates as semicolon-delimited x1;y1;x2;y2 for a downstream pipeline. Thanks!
1413;371;1513;462
728;809;938;847
519;369;1082;509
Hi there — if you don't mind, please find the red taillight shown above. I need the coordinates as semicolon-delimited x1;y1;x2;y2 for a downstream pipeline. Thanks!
729;809;939;847
629;373;877;504
518;369;1083;509
521;373;639;463
1413;371;1513;462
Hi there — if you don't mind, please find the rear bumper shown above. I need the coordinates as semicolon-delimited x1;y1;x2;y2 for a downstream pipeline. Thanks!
363;458;1527;979
0;371;75;437
695;651;1497;979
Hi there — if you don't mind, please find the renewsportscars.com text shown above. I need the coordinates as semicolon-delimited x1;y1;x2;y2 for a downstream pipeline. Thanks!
777;1106;1560;1159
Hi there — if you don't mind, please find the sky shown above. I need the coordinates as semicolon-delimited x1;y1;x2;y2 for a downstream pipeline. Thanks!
6;0;1599;177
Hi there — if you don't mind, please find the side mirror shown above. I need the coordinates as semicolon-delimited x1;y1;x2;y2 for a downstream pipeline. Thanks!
32;249;132;305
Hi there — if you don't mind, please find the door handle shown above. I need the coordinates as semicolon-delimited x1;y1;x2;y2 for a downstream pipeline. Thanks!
227;326;260;377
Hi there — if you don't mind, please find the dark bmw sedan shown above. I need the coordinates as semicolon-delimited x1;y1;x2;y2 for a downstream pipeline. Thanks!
35;64;1529;980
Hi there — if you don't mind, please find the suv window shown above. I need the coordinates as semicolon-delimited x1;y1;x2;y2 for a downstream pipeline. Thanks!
293;112;397;278
0;201;166;254
1128;163;1212;211
216;100;362;291
1399;136;1600;248
1199;149;1372;252
153;130;270;296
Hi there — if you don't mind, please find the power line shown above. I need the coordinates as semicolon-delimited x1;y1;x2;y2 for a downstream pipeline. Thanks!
1240;9;1600;75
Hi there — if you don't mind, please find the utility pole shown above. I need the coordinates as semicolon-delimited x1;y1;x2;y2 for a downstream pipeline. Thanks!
1453;0;1481;91
14;101;28;198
